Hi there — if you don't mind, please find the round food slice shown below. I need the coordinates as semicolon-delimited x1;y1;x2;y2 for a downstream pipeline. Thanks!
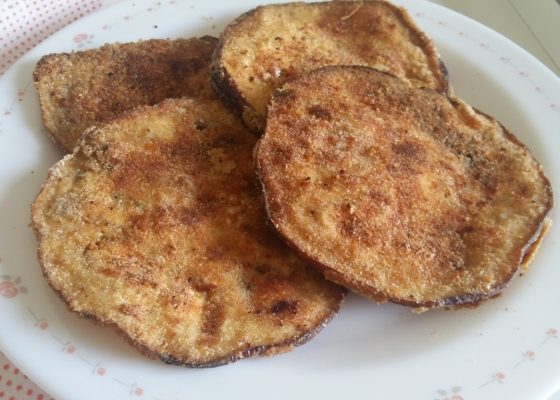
256;66;552;309
211;0;448;132
32;98;344;367
34;37;218;152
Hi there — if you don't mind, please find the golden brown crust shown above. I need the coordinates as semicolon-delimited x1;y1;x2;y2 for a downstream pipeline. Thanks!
32;98;344;367
211;1;448;132
519;217;550;270
256;66;552;309
34;37;218;152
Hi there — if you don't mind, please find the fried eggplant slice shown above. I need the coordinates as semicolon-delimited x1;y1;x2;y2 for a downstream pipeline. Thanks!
32;98;344;367
34;37;218;152
256;66;552;309
212;0;448;132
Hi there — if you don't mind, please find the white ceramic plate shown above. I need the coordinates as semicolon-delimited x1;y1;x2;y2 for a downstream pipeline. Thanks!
0;1;559;399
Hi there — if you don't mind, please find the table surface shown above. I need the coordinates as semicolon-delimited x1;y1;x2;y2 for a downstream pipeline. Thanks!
1;0;559;399
430;0;559;77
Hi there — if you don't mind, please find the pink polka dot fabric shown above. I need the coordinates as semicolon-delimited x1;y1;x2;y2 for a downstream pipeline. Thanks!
0;353;54;400
0;0;106;75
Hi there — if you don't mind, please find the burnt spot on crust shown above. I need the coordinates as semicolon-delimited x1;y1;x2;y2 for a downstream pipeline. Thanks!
307;105;332;120
190;279;225;344
270;299;299;315
170;56;206;78
195;119;208;130
273;88;295;101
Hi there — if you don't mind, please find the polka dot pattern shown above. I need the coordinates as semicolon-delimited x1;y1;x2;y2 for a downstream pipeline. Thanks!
0;0;106;75
0;354;53;400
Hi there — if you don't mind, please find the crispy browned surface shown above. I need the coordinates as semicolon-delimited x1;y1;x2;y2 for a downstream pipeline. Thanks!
256;66;552;309
34;37;218;152
212;0;448;132
32;98;344;367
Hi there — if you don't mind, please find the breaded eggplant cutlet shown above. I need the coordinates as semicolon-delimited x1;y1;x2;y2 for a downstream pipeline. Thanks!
212;0;448;132
256;66;552;309
34;37;218;152
32;98;345;367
